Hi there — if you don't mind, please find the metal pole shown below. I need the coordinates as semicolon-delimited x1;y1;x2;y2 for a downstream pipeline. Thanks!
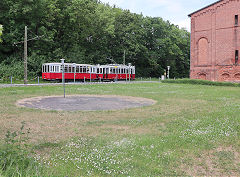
73;63;76;83
90;67;91;82
167;66;170;79
24;26;28;84
38;76;39;84
61;59;65;98
129;67;130;82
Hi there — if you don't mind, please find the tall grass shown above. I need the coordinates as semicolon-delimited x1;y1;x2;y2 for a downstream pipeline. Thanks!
0;122;42;177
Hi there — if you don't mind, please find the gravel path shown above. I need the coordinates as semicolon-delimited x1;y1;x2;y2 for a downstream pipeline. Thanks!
0;81;160;88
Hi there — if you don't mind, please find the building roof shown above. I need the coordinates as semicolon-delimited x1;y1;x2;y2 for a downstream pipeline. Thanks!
188;0;222;17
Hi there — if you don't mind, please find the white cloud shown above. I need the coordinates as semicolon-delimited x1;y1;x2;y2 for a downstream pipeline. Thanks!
175;18;191;31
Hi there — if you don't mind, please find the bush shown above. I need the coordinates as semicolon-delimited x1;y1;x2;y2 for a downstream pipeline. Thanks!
0;122;42;176
162;78;240;87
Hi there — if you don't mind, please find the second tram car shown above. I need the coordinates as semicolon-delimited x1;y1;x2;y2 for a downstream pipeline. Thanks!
42;63;135;81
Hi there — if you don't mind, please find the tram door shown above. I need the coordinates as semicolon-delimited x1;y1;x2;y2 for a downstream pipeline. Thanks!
103;68;105;79
102;68;109;79
131;68;132;79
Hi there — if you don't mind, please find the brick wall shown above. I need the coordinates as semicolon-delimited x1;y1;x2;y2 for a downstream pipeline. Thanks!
190;0;240;82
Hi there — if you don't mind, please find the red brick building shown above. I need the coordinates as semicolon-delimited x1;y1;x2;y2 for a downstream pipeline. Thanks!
189;0;240;82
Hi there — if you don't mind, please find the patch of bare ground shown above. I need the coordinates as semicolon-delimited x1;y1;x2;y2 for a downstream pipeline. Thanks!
95;124;160;136
181;146;240;176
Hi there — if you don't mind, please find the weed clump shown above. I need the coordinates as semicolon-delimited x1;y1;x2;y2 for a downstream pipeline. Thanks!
0;122;42;176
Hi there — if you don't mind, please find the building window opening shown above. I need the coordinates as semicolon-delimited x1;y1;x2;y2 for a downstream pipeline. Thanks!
235;50;239;64
235;15;238;26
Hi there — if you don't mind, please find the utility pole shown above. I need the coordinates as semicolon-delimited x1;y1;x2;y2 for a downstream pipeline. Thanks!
13;26;44;85
123;50;126;65
24;26;28;84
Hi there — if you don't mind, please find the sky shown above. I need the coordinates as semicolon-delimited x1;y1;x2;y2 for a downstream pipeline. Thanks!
100;0;217;31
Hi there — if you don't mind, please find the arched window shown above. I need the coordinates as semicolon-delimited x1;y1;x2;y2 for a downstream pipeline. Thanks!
198;38;208;65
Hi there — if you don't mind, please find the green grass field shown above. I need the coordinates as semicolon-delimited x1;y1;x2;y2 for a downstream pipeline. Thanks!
0;82;240;176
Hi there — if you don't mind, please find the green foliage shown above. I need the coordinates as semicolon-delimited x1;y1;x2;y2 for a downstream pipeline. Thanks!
0;122;42;176
0;0;190;79
162;78;240;87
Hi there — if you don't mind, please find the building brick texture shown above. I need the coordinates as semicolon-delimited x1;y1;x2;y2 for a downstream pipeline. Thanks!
189;0;240;82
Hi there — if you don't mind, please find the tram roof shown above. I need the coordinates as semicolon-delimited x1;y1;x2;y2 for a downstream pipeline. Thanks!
43;63;94;66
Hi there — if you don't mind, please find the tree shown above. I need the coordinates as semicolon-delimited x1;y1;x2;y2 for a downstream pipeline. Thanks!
0;0;190;79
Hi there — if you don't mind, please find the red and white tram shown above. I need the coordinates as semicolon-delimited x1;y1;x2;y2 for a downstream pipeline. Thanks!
42;63;135;81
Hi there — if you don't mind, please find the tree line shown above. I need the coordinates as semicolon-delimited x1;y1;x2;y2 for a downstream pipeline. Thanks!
0;0;190;79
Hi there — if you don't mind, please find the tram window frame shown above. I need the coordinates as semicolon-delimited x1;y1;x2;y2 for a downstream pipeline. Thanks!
64;65;68;73
76;66;80;73
83;66;86;73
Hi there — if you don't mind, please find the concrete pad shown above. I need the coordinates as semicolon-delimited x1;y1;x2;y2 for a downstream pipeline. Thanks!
16;95;156;111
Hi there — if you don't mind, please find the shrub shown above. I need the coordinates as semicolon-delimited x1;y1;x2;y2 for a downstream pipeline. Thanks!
162;78;240;87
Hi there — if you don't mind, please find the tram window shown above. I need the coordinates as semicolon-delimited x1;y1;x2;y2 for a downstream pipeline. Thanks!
110;68;112;74
64;65;68;73
121;69;123;74
100;68;102;73
47;65;49;72
87;67;89;73
97;68;99;73
83;67;86;73
76;66;79;73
